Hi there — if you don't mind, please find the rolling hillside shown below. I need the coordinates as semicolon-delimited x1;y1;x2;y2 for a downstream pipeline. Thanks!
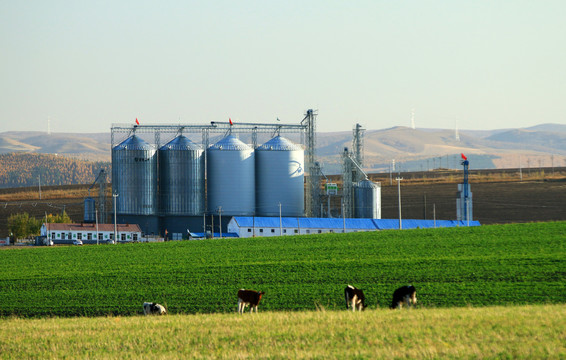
1;123;565;177
0;153;110;188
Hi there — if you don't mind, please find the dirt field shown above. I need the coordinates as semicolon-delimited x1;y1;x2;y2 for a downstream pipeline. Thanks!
1;171;565;238
379;179;566;225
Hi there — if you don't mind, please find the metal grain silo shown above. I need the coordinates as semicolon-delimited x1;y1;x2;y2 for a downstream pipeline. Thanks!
207;135;255;216
112;135;157;215
354;180;381;219
83;197;95;223
159;135;204;215
255;136;304;217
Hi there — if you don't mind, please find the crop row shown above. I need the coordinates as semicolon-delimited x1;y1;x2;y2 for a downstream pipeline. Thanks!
0;222;564;317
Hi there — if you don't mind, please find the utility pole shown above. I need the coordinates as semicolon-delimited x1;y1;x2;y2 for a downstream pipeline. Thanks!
279;202;282;236
466;198;470;227
519;155;523;181
113;192;118;244
396;177;403;229
45;212;49;244
95;209;99;245
342;200;346;233
218;206;222;239
433;203;436;228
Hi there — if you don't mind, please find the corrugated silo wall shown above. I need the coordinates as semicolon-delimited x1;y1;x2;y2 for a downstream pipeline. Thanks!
84;197;96;223
112;137;158;215
207;136;255;216
255;137;305;217
354;180;381;219
159;136;205;216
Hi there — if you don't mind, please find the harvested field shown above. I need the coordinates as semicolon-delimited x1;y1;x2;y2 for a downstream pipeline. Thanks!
380;179;566;225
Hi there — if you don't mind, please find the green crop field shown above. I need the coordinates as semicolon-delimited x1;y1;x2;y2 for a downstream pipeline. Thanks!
0;222;564;317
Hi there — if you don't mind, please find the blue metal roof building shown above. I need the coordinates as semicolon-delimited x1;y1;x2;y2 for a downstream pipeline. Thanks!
227;217;480;237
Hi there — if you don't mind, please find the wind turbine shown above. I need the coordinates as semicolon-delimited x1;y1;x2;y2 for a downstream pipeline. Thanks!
410;108;415;129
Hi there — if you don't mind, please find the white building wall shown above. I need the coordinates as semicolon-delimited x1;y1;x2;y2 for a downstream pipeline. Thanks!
40;225;141;242
234;227;366;238
227;219;370;238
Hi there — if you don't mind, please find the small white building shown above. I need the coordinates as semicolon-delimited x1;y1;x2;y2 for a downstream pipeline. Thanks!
41;223;142;244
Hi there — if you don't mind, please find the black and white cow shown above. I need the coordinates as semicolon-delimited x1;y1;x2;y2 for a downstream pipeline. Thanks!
237;289;265;314
390;285;417;309
344;285;367;311
143;302;167;315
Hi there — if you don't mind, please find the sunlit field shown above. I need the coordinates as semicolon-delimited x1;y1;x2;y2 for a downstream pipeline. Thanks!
1;305;564;359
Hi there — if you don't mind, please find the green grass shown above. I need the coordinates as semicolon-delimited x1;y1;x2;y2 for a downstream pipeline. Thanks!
1;305;564;359
0;222;564;317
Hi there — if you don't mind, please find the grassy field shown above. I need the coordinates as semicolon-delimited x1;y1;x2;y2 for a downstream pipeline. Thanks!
0;222;564;317
1;305;564;359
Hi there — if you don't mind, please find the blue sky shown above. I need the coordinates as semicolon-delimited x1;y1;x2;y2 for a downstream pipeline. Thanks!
1;1;565;133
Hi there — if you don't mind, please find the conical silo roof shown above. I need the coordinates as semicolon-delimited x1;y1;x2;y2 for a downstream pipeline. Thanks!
257;136;303;151
356;179;378;188
209;135;251;151
159;135;202;151
113;135;154;151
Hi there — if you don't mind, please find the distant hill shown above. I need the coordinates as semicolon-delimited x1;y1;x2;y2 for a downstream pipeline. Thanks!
485;129;566;152
1;123;565;178
524;123;566;132
0;153;110;188
316;124;566;173
0;132;110;161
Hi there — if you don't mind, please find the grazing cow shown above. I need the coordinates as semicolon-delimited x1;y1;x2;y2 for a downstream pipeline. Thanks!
143;302;167;315
237;289;265;314
344;285;367;312
390;285;417;309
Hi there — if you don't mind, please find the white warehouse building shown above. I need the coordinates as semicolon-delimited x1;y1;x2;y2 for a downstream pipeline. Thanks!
227;217;480;238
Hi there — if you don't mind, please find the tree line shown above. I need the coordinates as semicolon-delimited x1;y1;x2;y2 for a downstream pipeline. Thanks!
7;211;72;241
0;153;110;188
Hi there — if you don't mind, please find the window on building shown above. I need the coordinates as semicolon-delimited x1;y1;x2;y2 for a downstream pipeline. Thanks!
318;230;322;233
306;230;310;234
77;233;82;240
271;229;275;233
259;229;264;233
87;233;92;240
51;232;55;239
121;234;126;241
294;229;298;234
248;228;252;232
283;229;287;233
132;233;138;241
109;233;114;240
98;233;103;240
329;230;334;233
